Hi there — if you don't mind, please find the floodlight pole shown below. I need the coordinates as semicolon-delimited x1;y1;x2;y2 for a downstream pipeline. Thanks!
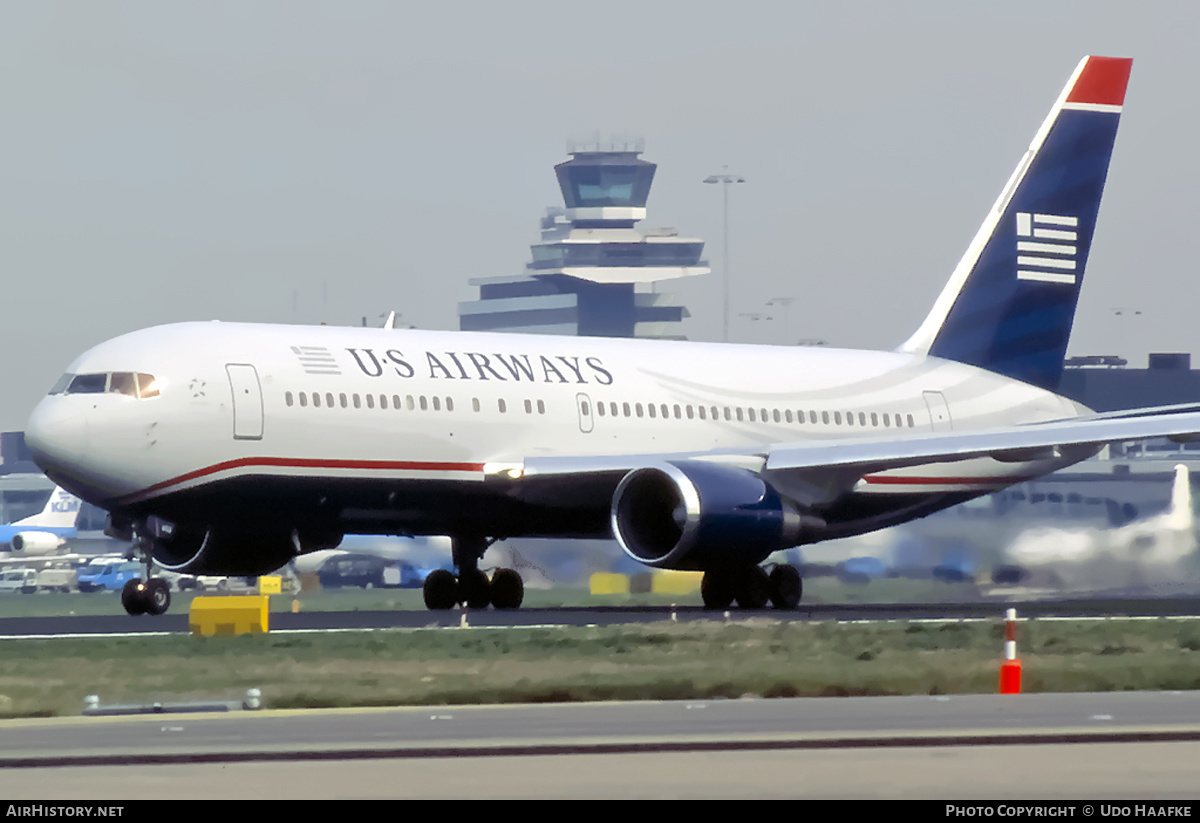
704;170;746;342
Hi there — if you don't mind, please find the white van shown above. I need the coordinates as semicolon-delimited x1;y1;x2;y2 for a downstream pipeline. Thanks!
0;569;37;593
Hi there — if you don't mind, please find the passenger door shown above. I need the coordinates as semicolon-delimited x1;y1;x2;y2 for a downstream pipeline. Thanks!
226;364;264;440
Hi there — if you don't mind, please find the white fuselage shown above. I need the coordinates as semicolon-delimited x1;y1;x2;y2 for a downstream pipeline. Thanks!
25;320;1089;545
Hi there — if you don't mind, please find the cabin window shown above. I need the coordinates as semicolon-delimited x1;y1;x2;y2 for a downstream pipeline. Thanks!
285;391;294;407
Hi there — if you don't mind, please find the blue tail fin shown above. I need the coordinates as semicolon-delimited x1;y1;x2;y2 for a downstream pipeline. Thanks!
900;56;1132;391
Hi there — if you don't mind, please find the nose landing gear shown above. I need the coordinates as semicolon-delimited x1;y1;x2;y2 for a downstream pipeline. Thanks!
121;576;171;616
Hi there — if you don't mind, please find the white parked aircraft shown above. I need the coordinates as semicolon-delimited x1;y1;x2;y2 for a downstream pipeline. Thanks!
0;485;81;557
1004;464;1197;591
25;55;1200;617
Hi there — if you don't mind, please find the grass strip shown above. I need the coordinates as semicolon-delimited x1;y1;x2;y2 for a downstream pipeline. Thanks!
2;617;1200;717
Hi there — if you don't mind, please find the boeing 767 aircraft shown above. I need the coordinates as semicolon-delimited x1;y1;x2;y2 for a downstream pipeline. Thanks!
26;55;1200;617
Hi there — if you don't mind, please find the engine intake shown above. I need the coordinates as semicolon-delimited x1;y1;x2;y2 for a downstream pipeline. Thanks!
10;532;67;555
611;461;815;569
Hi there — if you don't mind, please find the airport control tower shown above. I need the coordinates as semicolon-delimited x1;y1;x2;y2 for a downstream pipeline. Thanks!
458;139;708;339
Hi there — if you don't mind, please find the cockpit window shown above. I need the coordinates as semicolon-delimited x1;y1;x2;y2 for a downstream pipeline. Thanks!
48;374;74;395
67;374;107;394
136;373;159;398
109;372;138;397
55;372;160;399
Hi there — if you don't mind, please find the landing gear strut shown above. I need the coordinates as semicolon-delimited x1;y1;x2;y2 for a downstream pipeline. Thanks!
422;536;526;611
701;564;803;610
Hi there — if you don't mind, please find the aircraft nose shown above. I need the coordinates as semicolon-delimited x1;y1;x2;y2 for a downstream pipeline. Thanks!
25;397;89;474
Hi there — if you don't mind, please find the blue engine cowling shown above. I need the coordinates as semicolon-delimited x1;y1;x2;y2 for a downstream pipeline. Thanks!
610;460;815;570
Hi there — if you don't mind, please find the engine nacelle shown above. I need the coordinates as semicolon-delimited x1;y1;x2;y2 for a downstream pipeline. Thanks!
146;522;298;576
611;460;815;570
10;531;67;555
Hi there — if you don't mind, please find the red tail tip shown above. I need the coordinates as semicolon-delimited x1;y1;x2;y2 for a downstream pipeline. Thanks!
1066;56;1133;106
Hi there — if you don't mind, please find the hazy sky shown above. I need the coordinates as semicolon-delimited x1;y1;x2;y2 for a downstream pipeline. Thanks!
2;1;1198;430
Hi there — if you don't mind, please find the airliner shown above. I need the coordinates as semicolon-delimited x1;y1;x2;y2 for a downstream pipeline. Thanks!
24;55;1200;617
0;486;81;557
1003;464;1197;591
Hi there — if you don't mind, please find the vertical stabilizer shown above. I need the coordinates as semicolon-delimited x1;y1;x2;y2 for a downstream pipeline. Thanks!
14;486;82;529
900;56;1132;391
1166;464;1194;533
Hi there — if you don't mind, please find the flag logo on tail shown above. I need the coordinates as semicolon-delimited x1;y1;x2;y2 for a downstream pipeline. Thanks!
1016;212;1078;285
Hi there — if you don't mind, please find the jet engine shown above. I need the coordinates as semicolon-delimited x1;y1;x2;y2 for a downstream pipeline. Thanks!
610;461;816;570
10;532;67;555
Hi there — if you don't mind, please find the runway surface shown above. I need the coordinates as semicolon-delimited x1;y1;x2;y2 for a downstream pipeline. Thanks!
2;692;1200;798
5;596;1200;637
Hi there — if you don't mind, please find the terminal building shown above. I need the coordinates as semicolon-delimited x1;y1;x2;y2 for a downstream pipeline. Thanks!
458;139;708;339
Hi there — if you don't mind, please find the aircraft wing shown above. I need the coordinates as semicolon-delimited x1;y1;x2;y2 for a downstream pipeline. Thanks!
0;553;90;567
521;408;1200;480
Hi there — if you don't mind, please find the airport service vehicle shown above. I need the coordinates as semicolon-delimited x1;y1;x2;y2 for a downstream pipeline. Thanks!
0;569;36;594
23;564;77;594
76;561;142;593
316;553;422;589
27;55;1200;618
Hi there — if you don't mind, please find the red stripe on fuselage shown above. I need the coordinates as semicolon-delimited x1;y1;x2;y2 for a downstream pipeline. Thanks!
862;474;1035;486
129;457;487;499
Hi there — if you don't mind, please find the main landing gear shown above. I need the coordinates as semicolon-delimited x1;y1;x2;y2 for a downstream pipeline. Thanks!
423;536;525;611
700;564;803;610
